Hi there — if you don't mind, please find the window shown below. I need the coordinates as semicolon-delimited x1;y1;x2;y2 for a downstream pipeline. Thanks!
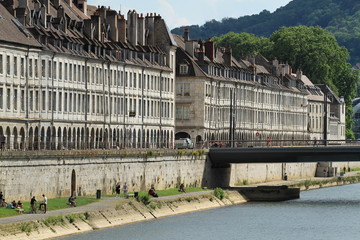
29;59;33;78
14;57;17;76
41;59;46;78
29;90;33;111
6;56;10;75
35;90;39;111
34;59;38;78
20;58;24;77
13;89;17;110
42;91;46;110
20;90;24;111
176;83;190;96
179;64;188;75
0;87;3;109
0;54;3;74
176;105;190;120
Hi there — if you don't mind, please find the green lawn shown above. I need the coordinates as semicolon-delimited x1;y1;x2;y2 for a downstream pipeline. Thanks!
105;187;208;198
0;196;98;218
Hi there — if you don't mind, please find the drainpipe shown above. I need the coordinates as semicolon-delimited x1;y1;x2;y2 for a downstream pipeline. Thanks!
159;70;164;147
84;58;89;149
51;52;56;149
141;67;145;148
25;47;30;150
123;64;127;148
107;61;111;149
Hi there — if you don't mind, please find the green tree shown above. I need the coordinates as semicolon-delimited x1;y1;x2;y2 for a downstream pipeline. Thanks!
212;32;272;59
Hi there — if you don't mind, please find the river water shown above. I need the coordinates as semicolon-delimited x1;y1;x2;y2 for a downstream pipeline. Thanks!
60;183;360;240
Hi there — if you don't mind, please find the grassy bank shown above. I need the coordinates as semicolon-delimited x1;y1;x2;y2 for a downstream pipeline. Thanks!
0;196;98;218
289;175;360;190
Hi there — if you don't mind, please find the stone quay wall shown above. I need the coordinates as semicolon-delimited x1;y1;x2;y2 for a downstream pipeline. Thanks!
1;150;360;201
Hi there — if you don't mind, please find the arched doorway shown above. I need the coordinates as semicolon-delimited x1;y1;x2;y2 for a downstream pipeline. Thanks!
71;169;76;196
175;131;191;140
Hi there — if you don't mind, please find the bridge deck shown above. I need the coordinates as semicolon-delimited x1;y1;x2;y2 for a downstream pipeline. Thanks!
208;146;360;166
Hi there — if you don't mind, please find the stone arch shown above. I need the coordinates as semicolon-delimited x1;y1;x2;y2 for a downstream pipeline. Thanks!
63;127;67;149
72;128;76;149
99;128;103;149
90;128;95;149
112;128;117;148
77;128;81;150
68;128;72;149
19;127;25;150
46;127;51;150
80;128;85;149
33;126;39;150
146;129;149;148
13;127;18;150
40;127;45;149
132;129;136;148
85;128;89;149
95;128;99;149
57;127;62;150
5;127;10;150
51;127;56;150
104;128;109;149
175;132;191;139
28;127;34;150
137;129;141;148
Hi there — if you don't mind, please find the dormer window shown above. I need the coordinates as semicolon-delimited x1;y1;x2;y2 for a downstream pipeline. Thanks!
179;64;188;75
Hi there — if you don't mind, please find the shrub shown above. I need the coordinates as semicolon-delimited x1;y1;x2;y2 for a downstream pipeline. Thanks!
214;188;224;200
43;216;65;227
136;194;151;205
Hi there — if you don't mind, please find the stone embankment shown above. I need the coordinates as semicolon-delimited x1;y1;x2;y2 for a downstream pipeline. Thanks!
0;191;246;240
1;172;360;240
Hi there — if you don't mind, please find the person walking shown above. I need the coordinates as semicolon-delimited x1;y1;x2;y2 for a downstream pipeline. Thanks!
39;194;47;213
30;196;37;213
115;183;121;197
123;183;128;198
0;192;3;206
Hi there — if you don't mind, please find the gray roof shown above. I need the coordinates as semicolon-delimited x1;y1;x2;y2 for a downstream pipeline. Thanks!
0;4;41;47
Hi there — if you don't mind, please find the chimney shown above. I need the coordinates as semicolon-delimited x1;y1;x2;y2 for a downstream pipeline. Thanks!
296;69;303;79
205;39;214;62
77;0;88;15
19;0;29;8
198;40;204;61
40;4;47;27
39;0;50;13
99;6;107;22
185;41;195;57
145;13;155;45
183;28;189;41
223;47;232;66
57;5;64;18
84;19;94;39
15;8;27;25
284;61;291;75
127;10;138;45
106;10;118;42
91;13;102;41
138;13;145;45
272;58;279;68
117;14;126;42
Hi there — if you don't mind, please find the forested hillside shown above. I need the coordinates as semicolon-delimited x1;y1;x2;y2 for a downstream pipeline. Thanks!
171;0;360;64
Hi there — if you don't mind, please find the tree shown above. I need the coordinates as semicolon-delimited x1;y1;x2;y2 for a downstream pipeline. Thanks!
212;32;272;59
211;26;359;138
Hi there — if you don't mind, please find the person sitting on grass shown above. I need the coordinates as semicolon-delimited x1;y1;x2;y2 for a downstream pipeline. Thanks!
178;183;186;193
68;195;76;207
11;200;17;209
16;200;23;209
148;185;158;198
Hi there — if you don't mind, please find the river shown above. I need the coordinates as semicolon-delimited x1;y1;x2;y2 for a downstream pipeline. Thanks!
60;183;360;240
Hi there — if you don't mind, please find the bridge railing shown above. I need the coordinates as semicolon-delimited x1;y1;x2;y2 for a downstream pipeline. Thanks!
207;139;358;148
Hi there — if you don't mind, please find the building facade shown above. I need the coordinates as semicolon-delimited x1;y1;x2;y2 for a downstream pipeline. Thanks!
173;30;346;146
0;0;176;150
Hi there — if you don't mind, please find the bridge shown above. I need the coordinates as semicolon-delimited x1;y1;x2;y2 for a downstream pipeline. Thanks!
208;146;360;167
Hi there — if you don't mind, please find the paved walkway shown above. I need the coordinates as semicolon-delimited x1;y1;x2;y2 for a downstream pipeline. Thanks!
0;172;358;225
0;191;213;225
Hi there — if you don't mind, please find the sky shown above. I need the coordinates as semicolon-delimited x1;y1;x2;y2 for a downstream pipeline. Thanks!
87;0;293;29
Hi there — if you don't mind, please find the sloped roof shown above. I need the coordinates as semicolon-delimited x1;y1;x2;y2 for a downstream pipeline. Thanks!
0;4;41;47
